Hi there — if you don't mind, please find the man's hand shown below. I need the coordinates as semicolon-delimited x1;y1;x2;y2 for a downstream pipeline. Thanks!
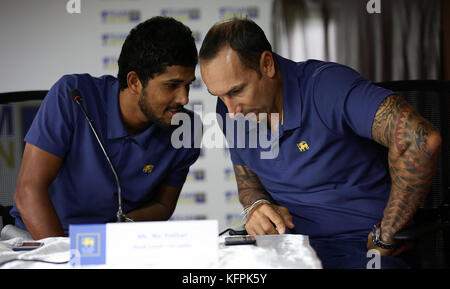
245;203;295;235
232;164;295;235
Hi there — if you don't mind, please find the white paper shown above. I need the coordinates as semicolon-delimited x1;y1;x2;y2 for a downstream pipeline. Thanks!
105;220;218;268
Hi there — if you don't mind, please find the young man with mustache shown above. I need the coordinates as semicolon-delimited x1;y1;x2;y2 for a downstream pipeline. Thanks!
10;16;200;240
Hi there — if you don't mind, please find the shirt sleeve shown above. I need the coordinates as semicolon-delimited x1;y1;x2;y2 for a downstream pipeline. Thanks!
312;63;394;140
163;147;201;187
24;75;78;158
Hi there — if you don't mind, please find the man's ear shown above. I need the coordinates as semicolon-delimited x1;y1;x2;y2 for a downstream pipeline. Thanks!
259;51;276;78
126;71;143;95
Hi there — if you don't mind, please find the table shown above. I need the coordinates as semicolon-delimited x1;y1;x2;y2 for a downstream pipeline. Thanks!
0;233;322;269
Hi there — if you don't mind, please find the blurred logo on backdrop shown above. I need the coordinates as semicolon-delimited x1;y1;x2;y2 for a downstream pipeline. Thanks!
226;214;245;228
101;10;141;23
192;31;202;44
186;169;205;182
178;192;206;205
102;33;127;47
160;8;200;21
170;214;207;221
102;56;118;71
224;168;235;181
225;190;239;204
219;6;259;20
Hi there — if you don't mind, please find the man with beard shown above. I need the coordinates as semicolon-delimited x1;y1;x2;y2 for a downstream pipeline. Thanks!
199;18;441;268
9;17;200;240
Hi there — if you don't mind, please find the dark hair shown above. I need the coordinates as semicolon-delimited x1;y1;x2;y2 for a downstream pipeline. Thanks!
118;16;198;90
199;18;272;76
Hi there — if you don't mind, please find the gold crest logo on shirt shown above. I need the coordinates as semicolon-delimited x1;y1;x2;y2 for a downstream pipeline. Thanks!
297;141;310;152
142;165;154;174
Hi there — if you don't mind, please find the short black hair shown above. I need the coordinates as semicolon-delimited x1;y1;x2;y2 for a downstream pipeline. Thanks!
199;18;272;76
118;16;198;90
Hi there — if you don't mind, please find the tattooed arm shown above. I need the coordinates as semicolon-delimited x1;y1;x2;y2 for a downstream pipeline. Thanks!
233;164;295;234
370;94;441;254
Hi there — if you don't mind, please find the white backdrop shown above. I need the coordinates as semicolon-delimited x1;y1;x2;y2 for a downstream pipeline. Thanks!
0;0;274;232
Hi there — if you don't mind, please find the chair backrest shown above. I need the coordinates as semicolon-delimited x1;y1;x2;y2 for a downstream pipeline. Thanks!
376;80;449;208
0;91;47;207
376;80;450;268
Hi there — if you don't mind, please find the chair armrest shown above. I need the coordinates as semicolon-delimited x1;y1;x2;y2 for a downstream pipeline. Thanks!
393;222;450;241
393;222;442;241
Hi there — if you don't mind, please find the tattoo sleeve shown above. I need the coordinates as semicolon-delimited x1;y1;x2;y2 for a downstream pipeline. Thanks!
372;94;441;242
233;164;273;208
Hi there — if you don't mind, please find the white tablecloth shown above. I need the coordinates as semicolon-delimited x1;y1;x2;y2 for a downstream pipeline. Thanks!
0;234;322;269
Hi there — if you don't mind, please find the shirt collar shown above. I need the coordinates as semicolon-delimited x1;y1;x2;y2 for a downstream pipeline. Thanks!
274;53;303;133
106;80;129;140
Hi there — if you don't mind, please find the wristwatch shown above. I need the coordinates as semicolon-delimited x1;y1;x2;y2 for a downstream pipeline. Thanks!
372;222;396;250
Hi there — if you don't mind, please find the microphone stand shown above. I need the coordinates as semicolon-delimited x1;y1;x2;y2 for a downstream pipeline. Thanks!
70;89;127;222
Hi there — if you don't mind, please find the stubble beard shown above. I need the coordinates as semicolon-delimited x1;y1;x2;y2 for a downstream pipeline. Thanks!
137;90;172;130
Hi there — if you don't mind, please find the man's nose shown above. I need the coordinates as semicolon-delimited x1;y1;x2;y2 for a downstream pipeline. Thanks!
175;87;189;106
223;98;241;118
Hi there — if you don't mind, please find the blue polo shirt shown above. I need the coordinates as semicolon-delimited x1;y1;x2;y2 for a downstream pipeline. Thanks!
11;74;200;234
217;54;394;242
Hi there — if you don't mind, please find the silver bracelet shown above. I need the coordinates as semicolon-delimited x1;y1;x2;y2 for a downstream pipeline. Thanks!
372;222;396;249
241;199;272;221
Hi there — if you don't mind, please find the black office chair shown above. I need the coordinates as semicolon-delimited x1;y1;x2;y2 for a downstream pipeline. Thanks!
376;80;450;269
0;90;48;105
0;90;47;230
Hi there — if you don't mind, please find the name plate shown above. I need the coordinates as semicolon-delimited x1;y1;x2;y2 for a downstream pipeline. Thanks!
69;220;218;268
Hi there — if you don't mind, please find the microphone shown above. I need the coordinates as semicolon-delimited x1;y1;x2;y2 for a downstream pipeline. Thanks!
69;88;127;222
